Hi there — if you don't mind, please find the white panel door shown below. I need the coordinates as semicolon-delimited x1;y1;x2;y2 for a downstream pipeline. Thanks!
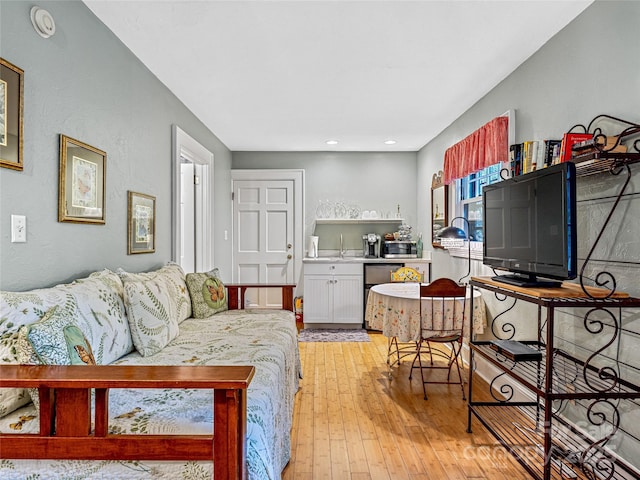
234;179;294;307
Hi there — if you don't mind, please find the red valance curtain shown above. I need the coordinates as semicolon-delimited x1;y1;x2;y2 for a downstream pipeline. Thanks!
443;115;509;185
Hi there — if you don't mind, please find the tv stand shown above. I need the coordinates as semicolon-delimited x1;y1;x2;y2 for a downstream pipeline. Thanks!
490;273;561;288
468;277;640;480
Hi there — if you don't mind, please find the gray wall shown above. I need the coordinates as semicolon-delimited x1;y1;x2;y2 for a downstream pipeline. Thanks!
0;1;233;290
418;0;640;285
417;1;640;466
232;151;418;252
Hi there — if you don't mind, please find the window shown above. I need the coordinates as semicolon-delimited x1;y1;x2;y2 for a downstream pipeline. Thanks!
455;163;503;242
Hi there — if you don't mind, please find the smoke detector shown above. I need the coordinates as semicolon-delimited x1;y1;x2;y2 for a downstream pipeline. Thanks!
30;6;56;39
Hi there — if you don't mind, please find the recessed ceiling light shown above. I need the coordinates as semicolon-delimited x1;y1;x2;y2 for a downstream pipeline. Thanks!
384;140;397;145
326;140;339;145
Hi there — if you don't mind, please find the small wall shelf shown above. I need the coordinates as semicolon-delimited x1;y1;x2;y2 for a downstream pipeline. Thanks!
574;151;640;177
315;218;404;225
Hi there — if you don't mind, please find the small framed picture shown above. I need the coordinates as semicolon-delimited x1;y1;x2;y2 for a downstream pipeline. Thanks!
128;191;156;254
58;135;106;224
0;58;24;171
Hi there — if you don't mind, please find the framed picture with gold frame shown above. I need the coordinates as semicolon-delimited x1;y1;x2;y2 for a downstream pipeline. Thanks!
58;135;106;224
128;191;156;254
0;58;24;171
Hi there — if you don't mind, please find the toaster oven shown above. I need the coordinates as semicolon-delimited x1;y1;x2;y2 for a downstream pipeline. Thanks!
382;240;418;258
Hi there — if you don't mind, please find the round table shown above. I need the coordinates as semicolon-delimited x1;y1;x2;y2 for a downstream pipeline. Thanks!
364;282;486;343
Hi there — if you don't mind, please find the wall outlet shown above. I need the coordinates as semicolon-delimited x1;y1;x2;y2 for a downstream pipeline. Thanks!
11;215;27;243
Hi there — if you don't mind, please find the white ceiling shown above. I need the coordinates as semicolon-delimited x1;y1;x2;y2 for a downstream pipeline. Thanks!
84;1;592;152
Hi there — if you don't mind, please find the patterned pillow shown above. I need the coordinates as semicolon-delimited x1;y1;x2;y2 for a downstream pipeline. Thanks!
0;269;130;417
16;306;97;411
121;275;180;357
185;272;228;318
19;304;98;367
64;325;96;365
117;263;191;323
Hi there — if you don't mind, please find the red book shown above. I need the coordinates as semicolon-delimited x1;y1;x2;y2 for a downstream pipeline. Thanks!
559;133;593;161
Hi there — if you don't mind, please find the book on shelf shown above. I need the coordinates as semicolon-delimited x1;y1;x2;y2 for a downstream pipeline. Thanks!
535;140;545;171
510;140;562;175
571;135;628;159
509;143;522;177
545;139;562;166
559;132;593;162
522;141;534;174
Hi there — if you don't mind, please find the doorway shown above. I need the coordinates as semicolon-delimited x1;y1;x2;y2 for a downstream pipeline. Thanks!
172;125;213;273
231;169;304;307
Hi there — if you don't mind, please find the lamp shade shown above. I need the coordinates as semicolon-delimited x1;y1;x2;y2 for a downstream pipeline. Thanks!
436;216;471;284
436;226;467;240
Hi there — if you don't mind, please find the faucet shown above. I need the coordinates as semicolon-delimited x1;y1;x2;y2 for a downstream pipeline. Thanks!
340;233;346;258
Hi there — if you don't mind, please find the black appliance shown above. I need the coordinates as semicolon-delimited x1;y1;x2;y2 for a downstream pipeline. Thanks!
483;162;577;288
382;241;417;259
363;263;399;330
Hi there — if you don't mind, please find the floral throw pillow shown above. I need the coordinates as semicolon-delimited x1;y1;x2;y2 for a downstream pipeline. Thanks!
121;276;180;357
185;272;228;319
16;305;97;411
20;305;88;366
117;263;191;323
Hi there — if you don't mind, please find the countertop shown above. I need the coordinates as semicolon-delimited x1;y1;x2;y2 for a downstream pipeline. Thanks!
303;255;431;264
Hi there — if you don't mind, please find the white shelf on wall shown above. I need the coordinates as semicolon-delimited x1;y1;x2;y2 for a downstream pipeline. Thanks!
315;218;405;225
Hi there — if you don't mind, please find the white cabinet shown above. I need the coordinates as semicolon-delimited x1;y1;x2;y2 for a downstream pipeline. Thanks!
303;274;332;323
304;263;363;325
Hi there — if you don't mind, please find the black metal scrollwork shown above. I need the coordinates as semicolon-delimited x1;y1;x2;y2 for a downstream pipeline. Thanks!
580;399;620;480
490;293;518;339
489;371;514;402
583;307;620;393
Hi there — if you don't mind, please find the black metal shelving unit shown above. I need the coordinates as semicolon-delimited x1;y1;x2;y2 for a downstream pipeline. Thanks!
467;279;640;480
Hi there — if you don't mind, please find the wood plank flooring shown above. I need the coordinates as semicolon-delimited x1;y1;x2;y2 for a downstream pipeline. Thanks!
282;332;529;480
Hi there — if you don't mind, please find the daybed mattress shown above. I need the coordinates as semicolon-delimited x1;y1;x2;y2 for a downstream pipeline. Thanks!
0;308;300;480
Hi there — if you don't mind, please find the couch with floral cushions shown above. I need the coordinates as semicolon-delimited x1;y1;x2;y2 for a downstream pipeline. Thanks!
0;264;300;480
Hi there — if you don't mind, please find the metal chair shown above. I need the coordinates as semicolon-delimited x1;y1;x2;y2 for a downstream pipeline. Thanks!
386;266;424;378
410;278;467;400
389;266;424;283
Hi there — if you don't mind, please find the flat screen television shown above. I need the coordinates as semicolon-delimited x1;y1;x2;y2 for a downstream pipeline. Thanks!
483;162;577;288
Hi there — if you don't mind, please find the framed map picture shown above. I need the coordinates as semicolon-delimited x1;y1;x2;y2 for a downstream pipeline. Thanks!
128;191;156;254
58;135;106;224
0;58;24;171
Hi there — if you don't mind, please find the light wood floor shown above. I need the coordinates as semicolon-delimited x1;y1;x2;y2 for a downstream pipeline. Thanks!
282;332;530;480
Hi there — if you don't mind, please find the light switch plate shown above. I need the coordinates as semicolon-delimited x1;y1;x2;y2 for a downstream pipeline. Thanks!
11;215;26;243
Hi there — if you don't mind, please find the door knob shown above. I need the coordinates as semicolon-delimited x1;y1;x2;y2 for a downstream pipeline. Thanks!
287;254;292;259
